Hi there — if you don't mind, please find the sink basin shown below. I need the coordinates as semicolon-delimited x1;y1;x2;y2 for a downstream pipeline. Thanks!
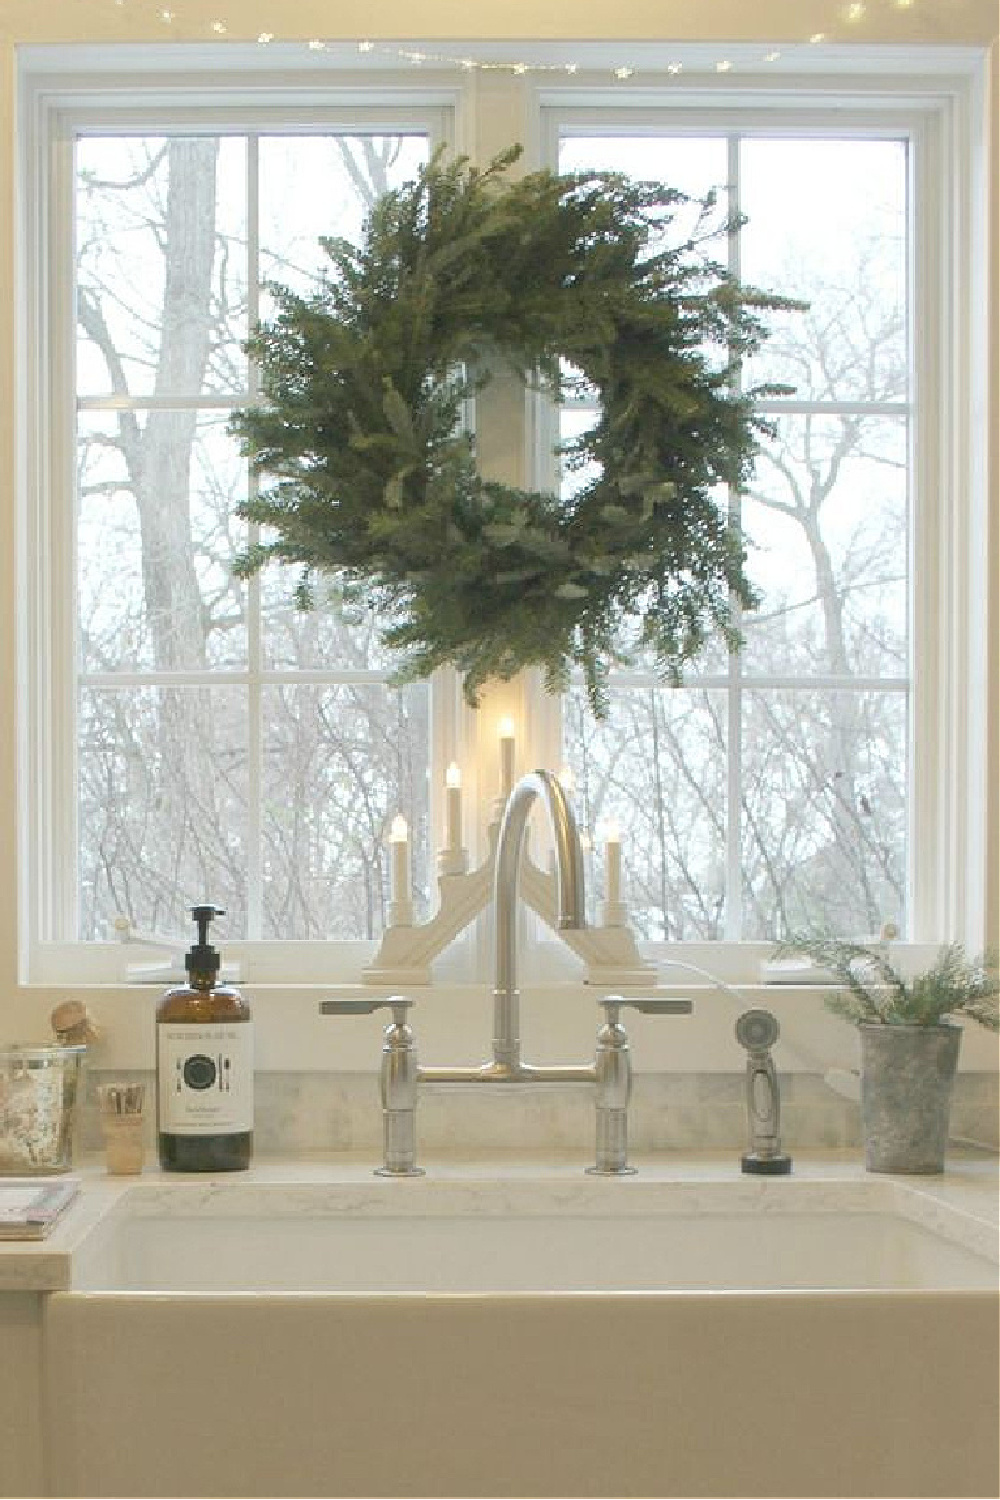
70;1175;997;1293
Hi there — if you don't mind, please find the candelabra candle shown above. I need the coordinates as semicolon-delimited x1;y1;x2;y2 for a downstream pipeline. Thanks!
389;814;411;906
498;717;515;799
445;763;463;853
603;819;622;908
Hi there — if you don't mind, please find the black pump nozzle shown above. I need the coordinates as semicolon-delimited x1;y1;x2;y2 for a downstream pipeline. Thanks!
186;903;225;983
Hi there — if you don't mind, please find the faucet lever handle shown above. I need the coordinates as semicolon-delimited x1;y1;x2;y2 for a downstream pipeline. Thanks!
599;994;693;1021
321;996;412;1023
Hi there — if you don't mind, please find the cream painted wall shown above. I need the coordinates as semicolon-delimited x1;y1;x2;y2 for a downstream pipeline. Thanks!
0;0;996;1063
0;0;997;46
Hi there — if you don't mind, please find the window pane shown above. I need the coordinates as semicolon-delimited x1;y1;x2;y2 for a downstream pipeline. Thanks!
78;686;249;941
76;136;247;397
741;687;907;940
563;686;728;940
258;134;430;302
261;575;407;673
77;412;248;672
261;683;430;939
740;138;908;404
741;415;908;677
558;134;732;387
559;134;729;233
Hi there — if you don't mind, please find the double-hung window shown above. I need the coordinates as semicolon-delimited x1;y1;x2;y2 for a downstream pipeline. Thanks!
19;46;991;989
554;121;911;946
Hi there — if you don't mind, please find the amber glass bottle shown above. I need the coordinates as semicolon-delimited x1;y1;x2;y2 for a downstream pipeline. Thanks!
156;905;253;1172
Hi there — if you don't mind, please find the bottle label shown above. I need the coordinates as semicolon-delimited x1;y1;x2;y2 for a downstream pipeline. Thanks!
158;1023;253;1135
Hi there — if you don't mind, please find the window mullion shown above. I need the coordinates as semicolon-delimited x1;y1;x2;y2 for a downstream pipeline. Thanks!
724;130;742;942
246;132;264;942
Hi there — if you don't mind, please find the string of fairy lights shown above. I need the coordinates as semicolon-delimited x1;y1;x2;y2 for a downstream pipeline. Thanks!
88;0;942;83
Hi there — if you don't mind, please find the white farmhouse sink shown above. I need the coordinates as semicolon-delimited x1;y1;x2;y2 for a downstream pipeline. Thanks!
47;1172;999;1498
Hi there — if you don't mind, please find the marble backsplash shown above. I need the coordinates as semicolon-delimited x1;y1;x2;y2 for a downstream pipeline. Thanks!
75;1069;1000;1161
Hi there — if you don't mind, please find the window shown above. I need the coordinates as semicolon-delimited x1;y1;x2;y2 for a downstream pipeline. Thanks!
19;46;991;987
74;129;435;947
555;127;909;944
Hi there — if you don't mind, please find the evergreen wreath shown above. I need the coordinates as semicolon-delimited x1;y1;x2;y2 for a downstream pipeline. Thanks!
232;145;796;715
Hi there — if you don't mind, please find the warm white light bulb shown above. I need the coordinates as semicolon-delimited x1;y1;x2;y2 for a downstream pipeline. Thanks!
601;818;621;844
390;815;408;843
498;717;515;740
446;763;461;790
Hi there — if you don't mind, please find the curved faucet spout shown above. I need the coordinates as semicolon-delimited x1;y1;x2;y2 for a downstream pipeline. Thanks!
492;770;586;1073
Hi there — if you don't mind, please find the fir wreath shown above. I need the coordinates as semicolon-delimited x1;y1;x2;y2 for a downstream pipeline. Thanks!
231;146;796;716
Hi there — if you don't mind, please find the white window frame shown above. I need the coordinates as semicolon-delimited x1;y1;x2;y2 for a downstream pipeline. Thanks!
16;44;994;1003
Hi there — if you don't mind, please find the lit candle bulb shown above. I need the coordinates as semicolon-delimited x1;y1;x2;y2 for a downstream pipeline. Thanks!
603;818;622;910
445;763;462;853
498;717;515;799
389;814;411;918
557;766;575;795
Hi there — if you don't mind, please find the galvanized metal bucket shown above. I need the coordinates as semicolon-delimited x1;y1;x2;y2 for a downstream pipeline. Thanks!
859;1022;961;1174
0;1044;87;1174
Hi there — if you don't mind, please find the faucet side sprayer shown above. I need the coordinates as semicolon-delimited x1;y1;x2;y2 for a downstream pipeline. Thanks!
734;1008;792;1176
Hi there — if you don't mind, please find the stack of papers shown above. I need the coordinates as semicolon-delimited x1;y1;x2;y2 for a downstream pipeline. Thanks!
0;1177;81;1239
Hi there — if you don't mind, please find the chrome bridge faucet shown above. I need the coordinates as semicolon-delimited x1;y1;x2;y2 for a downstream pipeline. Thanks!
322;770;692;1174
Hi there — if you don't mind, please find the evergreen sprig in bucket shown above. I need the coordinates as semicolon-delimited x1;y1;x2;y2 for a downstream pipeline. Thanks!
776;938;998;1173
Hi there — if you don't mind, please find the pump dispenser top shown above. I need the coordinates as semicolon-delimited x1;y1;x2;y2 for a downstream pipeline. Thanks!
186;904;224;986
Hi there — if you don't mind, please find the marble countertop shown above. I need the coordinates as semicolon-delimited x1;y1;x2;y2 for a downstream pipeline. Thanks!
1;1148;996;1293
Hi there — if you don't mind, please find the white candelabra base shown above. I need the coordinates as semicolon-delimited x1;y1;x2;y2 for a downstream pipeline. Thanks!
364;811;654;988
